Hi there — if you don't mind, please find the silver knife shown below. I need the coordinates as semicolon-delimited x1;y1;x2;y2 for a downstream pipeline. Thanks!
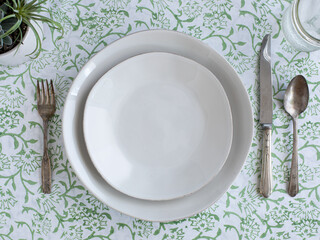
259;34;273;198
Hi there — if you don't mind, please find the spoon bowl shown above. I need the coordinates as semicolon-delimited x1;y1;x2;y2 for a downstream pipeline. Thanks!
284;75;309;197
284;75;309;118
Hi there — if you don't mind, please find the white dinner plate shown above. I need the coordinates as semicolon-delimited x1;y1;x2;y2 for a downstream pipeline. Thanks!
62;30;253;222
83;52;233;201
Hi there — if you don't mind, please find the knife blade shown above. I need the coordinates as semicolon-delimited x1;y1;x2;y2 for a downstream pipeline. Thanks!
259;34;273;198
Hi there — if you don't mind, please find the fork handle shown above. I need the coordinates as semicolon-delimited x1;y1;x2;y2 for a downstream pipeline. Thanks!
41;119;51;194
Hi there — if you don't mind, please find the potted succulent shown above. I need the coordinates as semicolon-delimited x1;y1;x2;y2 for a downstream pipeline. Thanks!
0;0;62;66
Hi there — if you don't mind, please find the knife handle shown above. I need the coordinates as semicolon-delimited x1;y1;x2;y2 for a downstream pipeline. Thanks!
260;126;272;198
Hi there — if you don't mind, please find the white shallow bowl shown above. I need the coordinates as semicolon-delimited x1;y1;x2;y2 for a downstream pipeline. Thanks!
83;52;233;201
62;30;253;222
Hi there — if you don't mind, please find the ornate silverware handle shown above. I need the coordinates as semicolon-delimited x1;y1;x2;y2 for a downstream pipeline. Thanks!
260;126;272;198
288;118;299;197
41;119;51;194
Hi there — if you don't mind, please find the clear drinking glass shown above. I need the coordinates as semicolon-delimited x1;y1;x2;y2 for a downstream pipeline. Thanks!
282;0;320;52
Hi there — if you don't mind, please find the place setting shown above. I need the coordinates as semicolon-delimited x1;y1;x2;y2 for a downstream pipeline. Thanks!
3;1;320;238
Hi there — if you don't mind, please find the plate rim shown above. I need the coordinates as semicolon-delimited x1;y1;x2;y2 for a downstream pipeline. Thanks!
83;51;233;201
62;29;253;222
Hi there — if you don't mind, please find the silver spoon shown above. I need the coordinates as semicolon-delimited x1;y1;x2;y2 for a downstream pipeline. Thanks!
284;75;309;197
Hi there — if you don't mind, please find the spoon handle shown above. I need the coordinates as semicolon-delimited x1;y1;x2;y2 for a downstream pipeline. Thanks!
288;118;299;197
260;126;272;198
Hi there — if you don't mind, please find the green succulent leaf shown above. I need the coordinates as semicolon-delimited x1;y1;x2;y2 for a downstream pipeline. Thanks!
3;35;12;45
1;18;18;31
0;3;7;13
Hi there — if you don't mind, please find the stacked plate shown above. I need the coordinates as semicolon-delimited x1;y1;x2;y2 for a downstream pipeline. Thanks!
62;30;253;222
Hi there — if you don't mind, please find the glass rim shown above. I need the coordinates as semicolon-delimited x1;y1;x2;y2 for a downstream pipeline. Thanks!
292;0;320;46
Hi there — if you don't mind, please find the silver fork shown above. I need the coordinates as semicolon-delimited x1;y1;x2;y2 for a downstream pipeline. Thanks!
37;80;56;194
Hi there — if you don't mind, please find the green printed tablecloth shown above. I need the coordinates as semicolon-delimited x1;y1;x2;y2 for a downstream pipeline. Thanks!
1;0;320;239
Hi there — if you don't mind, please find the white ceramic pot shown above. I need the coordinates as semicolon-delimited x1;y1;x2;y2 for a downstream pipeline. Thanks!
0;21;43;66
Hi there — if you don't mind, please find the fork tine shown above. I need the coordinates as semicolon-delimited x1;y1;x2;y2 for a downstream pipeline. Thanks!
37;81;40;104
50;80;55;105
45;80;50;104
41;80;45;104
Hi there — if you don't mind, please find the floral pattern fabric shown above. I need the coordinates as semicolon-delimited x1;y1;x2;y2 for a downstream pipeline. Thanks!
0;0;320;239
